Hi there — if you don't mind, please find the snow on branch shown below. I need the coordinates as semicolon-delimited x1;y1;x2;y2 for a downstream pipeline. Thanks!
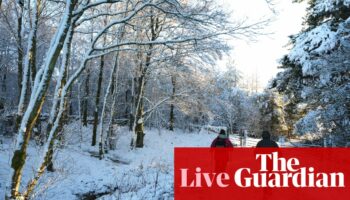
75;10;130;27
143;90;188;122
93;32;231;52
73;0;123;16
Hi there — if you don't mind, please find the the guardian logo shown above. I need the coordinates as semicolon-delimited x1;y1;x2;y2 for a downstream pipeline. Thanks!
180;152;345;188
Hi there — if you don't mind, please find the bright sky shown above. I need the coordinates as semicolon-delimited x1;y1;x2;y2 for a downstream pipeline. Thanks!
217;0;307;88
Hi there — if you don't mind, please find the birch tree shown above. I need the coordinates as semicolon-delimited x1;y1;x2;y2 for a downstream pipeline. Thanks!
8;0;77;198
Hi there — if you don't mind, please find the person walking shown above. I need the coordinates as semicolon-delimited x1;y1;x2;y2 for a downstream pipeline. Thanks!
211;129;234;147
210;129;233;173
255;131;278;200
256;130;279;147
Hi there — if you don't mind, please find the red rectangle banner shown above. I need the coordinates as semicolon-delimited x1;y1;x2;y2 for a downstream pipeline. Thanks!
174;148;350;200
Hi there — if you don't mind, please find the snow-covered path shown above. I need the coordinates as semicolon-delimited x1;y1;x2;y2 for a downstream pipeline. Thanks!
229;134;300;147
229;135;260;147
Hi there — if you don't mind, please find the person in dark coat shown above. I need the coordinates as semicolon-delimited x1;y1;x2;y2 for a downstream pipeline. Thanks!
255;131;279;199
210;129;233;173
256;131;279;148
211;129;234;147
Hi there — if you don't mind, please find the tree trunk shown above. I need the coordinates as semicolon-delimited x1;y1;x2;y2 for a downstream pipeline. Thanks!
23;56;92;200
46;25;73;172
82;68;90;126
128;78;135;131
23;132;55;199
169;75;176;131
24;86;72;198
106;80;118;151
77;82;83;146
30;32;37;87
2;70;6;92
100;51;120;157
134;75;145;148
133;50;152;148
18;0;41;126
15;1;24;131
17;1;23;104
92;55;105;146
29;0;40;87
99;21;126;156
8;1;76;198
132;12;161;148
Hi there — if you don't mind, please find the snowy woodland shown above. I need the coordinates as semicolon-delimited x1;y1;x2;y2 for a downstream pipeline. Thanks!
0;0;349;199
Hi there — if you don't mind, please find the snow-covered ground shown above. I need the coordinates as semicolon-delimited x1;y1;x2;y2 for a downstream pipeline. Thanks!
0;123;294;199
0;123;222;199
